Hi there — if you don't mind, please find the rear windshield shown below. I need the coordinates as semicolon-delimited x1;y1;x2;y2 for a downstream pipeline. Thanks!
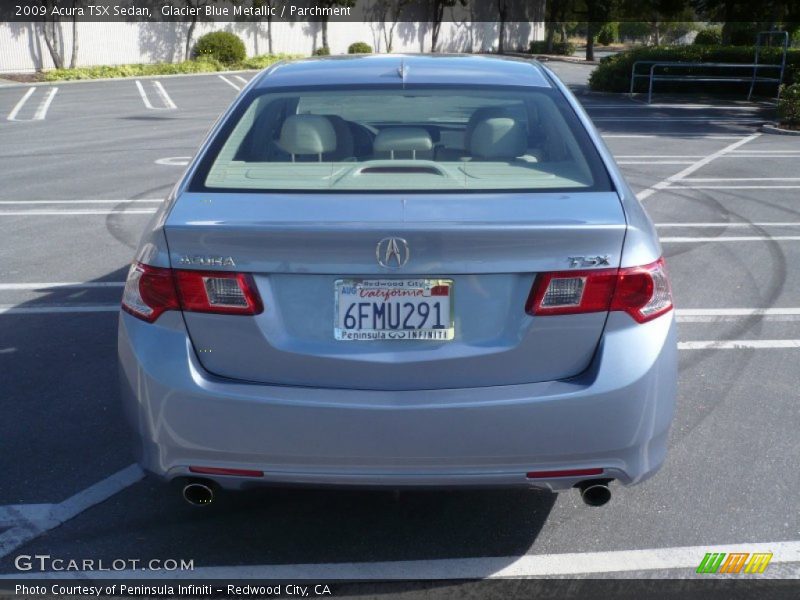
189;85;612;193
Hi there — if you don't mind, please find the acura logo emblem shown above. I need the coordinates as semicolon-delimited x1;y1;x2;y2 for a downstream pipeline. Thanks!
376;237;410;269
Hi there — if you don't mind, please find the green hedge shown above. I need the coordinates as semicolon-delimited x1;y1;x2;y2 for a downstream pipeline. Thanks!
589;45;799;94
693;27;722;46
42;55;296;81
347;42;372;54
529;41;576;56
778;83;800;128
194;31;246;64
313;46;331;56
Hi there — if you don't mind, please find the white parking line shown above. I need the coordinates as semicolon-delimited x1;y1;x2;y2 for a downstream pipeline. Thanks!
636;133;760;201
682;177;800;182
0;465;143;559
153;80;177;109
618;161;695;165
657;222;800;228
603;134;746;140
14;540;794;579
585;103;767;110
671;185;800;189
0;282;123;290
234;75;248;85
594;117;765;123
662;236;800;242
0;209;157;216
0;199;161;205
6;87;58;121
677;308;800;322
218;74;241;91
135;80;176;110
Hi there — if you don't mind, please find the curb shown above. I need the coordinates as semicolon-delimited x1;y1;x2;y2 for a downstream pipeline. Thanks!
0;68;264;88
761;123;800;136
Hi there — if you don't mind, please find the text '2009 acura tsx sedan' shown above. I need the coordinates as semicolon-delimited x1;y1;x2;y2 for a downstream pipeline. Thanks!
118;55;677;507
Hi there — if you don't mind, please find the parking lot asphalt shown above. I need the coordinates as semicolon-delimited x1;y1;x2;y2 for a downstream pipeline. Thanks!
1;61;799;580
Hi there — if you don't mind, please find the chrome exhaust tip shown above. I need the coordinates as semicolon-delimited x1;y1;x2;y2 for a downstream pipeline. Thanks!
577;480;612;507
182;481;215;506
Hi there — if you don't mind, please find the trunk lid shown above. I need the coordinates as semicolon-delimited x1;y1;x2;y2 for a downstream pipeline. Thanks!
164;191;626;390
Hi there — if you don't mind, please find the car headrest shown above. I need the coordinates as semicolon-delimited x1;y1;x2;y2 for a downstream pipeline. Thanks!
373;127;433;154
279;114;337;156
469;117;527;159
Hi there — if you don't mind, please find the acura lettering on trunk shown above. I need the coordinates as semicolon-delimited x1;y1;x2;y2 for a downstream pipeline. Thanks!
118;55;677;508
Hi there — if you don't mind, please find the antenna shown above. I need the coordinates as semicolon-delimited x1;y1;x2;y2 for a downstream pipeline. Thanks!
397;59;407;89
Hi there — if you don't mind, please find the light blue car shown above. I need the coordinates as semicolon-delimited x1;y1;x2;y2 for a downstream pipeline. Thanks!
118;55;677;508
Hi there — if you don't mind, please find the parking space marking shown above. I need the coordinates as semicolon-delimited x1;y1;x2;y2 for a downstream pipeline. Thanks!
0;199;161;205
135;80;177;110
15;540;793;579
658;222;800;228
603;134;746;140
618;160;695;165
671;185;800;189
636;133;760;201
0;465;143;559
593;117;765;123
218;75;241;91
0;282;124;290
234;75;249;85
584;104;768;110
662;236;800;242
0;208;157;216
6;87;58;121
155;156;191;166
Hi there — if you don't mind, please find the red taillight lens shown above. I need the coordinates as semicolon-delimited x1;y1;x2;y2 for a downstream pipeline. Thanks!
526;258;673;324
121;262;263;322
611;258;673;323
174;270;263;315
121;263;179;323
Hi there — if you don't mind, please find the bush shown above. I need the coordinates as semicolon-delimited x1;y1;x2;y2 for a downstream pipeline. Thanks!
347;42;372;54
589;45;800;93
529;40;576;56
778;83;800;128
693;27;722;46
194;31;246;64
596;22;618;46
42;55;297;81
313;46;331;56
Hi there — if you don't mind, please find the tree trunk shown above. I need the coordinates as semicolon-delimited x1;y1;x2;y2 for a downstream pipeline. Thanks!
321;18;329;49
42;18;65;69
498;2;506;54
185;17;197;61
585;22;594;62
70;8;78;68
559;23;567;43
653;21;661;46
267;17;273;54
545;23;555;53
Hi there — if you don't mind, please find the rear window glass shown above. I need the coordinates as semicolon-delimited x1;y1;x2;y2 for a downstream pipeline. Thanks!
190;86;612;193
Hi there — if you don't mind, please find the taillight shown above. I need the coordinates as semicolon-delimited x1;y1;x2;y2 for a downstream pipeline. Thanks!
121;263;179;323
121;262;263;322
174;270;263;315
526;258;672;324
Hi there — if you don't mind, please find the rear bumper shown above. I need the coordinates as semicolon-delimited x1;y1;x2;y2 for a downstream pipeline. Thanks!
118;311;677;492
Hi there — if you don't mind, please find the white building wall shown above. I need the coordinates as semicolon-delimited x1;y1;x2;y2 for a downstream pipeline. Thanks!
0;21;544;73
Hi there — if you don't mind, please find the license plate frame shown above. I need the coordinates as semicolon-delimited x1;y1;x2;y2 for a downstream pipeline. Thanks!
334;278;454;341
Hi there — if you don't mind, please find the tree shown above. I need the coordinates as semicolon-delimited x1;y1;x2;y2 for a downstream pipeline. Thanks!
497;0;509;53
373;0;412;52
317;0;357;50
429;0;467;52
544;0;576;52
37;0;81;69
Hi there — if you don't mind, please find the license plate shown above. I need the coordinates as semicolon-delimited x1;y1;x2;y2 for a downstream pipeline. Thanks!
335;279;454;341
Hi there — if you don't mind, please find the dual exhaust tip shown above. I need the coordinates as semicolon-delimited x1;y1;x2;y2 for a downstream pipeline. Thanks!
577;479;612;507
182;478;612;507
182;481;215;506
